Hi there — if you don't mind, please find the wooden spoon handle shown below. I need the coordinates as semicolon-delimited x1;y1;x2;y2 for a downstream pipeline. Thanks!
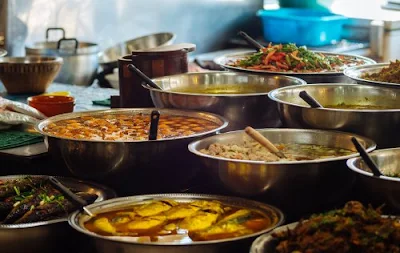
245;126;286;159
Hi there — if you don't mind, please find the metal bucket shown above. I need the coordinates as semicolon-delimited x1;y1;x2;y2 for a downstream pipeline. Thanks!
25;28;99;86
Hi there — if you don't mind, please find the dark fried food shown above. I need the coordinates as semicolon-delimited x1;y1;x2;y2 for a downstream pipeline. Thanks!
362;60;400;83
272;201;400;253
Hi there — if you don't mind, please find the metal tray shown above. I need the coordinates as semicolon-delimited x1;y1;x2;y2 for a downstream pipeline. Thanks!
344;63;400;88
250;222;297;253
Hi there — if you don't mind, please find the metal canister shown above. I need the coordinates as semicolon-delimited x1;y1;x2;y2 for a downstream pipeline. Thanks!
25;28;99;86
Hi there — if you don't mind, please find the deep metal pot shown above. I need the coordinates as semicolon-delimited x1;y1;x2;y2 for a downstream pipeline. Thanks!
188;128;376;215
269;83;400;148
145;71;306;131
0;175;116;253
36;108;228;195
68;194;284;253
25;28;99;86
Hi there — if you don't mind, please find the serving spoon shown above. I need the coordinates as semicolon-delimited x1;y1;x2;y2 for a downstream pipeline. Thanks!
238;31;264;51
351;137;382;177
148;110;160;141
127;64;163;90
48;176;95;217
299;90;324;108
244;126;287;159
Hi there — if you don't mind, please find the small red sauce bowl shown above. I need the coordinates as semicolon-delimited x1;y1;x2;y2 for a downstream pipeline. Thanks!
28;95;75;117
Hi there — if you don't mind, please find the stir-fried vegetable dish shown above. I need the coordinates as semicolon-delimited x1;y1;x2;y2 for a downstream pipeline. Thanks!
84;199;279;243
200;138;354;162
272;201;400;253
362;60;400;83
0;176;97;224
230;43;365;73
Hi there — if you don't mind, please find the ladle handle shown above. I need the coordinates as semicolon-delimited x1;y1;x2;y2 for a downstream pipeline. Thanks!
48;176;88;207
299;91;323;108
149;110;160;140
127;64;162;90
245;126;286;159
238;31;264;50
351;137;382;177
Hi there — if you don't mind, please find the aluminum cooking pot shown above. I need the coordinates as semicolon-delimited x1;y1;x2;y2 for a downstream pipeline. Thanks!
25;28;99;86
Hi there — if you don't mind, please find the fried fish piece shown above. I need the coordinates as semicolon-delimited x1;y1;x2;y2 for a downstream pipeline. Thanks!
0;177;46;198
93;217;116;234
165;204;200;220
179;211;219;231
135;200;176;217
189;200;224;214
127;215;167;231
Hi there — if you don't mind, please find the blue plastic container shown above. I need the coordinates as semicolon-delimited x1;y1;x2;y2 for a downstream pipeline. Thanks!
257;8;348;47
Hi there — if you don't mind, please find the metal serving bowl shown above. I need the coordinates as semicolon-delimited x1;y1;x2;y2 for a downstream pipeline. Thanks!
269;83;400;148
344;63;400;89
0;175;116;253
188;128;376;214
99;32;176;69
214;51;376;84
250;222;297;253
347;148;400;212
144;71;306;131
68;193;284;253
36;108;228;195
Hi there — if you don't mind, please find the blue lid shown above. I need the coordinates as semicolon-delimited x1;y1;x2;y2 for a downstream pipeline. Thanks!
257;8;348;22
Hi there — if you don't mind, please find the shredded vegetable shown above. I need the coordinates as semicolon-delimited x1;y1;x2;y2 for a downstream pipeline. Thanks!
231;43;366;73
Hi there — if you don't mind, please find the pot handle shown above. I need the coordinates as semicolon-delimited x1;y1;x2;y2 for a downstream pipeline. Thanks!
46;27;66;41
57;38;79;52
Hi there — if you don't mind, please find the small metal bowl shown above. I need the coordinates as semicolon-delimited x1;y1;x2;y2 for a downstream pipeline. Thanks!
188;128;376;213
347;148;400;212
145;71;306;131
68;193;284;253
268;83;400;148
344;63;400;89
250;222;297;253
36;108;228;195
0;175;116;253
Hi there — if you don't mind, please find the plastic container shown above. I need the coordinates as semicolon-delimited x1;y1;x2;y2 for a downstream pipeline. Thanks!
257;8;348;47
28;95;75;117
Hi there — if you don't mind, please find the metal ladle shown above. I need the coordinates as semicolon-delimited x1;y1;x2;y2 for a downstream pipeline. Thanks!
127;64;163;90
238;31;264;51
299;90;324;108
245;126;286;159
351;137;382;177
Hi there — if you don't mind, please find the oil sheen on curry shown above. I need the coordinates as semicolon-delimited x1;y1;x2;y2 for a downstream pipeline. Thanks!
43;113;220;141
84;199;278;243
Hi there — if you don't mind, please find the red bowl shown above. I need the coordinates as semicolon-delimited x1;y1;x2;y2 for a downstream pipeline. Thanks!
28;95;75;117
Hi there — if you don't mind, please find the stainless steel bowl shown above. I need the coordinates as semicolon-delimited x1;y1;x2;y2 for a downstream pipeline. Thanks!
145;71;306;131
188;128;376;213
0;175;116;253
347;148;400;212
250;222;297;253
269;83;400;148
344;63;400;88
214;51;376;84
36;108;228;195
68;193;284;253
99;32;176;69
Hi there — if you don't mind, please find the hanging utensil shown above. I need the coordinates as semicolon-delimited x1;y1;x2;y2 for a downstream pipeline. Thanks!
245;126;287;159
299;90;323;108
238;31;264;50
127;64;163;90
48;176;94;217
148;110;160;140
351;137;382;177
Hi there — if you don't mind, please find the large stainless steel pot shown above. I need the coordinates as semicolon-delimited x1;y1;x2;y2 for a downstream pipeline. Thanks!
68;194;284;253
188;128;376;215
145;71;306;131
0;175;116;253
36;108;228;195
25;28;99;86
268;83;400;148
347;148;400;212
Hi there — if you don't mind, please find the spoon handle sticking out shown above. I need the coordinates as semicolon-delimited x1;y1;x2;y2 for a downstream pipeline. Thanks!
238;31;264;51
127;64;163;90
351;137;382;177
245;126;286;159
299;91;323;108
149;110;160;141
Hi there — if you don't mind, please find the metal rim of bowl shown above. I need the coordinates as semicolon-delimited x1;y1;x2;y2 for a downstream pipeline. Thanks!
347;147;400;183
214;50;376;76
0;56;63;64
268;83;400;112
188;128;376;165
343;63;400;87
68;193;285;246
0;174;116;229
35;108;229;143
145;71;307;97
